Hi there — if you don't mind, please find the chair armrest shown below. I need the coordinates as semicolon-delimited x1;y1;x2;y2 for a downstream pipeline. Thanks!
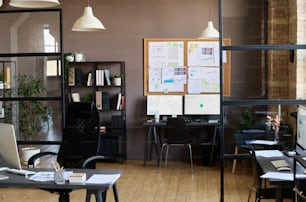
82;155;109;169
27;151;58;168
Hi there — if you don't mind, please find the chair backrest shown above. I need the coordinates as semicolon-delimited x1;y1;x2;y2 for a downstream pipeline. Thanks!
57;102;101;168
234;133;284;151
164;117;190;142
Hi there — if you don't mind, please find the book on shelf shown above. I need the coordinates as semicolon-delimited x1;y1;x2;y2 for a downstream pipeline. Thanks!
116;93;122;110
68;67;75;86
104;69;111;86
75;68;83;86
121;95;125;110
71;93;80;102
87;72;92;86
95;91;102;110
95;69;104;86
69;172;86;184
4;67;10;89
102;92;110;110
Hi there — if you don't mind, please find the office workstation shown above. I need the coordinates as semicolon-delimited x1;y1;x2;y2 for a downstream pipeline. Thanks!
143;94;220;167
0;0;306;202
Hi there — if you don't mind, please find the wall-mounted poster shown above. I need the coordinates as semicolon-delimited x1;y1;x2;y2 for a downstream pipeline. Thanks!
143;38;231;96
147;40;186;93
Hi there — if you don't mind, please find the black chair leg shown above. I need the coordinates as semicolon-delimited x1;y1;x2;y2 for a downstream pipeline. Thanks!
113;183;119;202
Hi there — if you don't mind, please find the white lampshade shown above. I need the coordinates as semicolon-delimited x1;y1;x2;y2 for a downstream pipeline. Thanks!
199;21;219;38
9;0;60;8
72;6;105;31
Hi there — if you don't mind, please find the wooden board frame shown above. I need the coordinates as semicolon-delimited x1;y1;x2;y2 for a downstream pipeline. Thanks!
143;38;231;96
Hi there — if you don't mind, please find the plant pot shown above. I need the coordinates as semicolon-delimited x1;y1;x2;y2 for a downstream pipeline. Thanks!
21;147;40;166
113;77;121;86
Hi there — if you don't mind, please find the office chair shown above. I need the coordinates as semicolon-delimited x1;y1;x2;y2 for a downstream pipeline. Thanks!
159;117;194;172
232;132;285;173
28;102;119;202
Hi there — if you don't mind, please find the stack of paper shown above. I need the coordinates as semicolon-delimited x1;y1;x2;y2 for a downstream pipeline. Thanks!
69;173;86;184
86;174;120;185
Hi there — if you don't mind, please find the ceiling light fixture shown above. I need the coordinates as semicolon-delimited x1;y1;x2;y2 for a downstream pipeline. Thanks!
72;0;105;32
9;0;60;8
199;0;219;38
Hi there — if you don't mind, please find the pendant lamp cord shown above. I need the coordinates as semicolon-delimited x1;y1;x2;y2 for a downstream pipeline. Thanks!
87;0;89;7
208;0;211;20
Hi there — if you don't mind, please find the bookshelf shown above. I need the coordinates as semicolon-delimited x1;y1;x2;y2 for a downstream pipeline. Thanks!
67;61;126;162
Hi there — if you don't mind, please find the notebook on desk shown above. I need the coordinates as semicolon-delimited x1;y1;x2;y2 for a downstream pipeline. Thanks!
0;123;36;176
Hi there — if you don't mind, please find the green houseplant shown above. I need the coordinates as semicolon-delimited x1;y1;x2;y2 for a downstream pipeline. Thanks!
238;107;255;131
15;74;52;139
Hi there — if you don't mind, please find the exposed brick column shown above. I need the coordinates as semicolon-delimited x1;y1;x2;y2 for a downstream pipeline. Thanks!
267;0;290;122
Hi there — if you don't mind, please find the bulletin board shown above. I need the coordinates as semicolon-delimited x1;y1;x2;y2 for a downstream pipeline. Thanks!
143;38;231;96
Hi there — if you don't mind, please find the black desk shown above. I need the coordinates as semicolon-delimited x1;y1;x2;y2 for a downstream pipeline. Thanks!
0;168;122;202
256;152;303;202
142;120;219;166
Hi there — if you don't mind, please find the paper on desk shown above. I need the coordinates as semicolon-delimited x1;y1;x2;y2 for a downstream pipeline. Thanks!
29;171;73;182
261;172;306;181
255;150;284;158
246;140;278;145
86;174;120;185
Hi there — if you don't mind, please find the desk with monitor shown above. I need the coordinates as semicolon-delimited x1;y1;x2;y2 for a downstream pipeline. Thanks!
143;119;219;167
144;94;220;167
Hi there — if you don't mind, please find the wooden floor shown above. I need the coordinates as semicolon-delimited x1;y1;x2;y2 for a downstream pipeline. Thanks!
0;159;293;202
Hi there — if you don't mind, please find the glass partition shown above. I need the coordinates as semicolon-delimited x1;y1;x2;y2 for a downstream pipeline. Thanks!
0;10;60;54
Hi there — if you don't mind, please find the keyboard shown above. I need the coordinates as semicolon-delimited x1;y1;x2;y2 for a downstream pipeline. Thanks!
5;168;36;176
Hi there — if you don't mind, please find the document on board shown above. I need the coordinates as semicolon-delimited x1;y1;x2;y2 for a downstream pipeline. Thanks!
86;174;120;185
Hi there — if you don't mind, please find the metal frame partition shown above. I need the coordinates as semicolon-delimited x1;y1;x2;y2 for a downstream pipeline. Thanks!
218;0;306;201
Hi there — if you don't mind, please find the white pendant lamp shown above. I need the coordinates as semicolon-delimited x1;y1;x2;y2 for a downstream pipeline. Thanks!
199;0;219;38
72;0;105;32
9;0;60;8
199;21;219;38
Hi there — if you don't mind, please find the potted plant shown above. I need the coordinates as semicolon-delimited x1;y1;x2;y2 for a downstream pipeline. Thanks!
7;74;52;165
238;107;255;131
113;74;122;86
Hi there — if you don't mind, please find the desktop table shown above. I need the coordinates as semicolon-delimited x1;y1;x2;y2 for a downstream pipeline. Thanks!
256;152;303;202
142;119;219;166
0;168;122;202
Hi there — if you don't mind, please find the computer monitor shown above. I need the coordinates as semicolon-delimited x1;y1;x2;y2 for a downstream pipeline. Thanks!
184;94;220;115
0;123;22;169
147;95;183;116
297;105;306;154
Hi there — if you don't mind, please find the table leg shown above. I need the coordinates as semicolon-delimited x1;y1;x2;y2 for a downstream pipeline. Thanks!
275;187;282;202
152;126;161;166
143;126;153;166
58;192;70;202
209;126;218;166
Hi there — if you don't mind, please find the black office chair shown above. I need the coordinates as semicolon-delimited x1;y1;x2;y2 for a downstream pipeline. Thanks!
232;132;285;173
28;102;119;202
159;117;194;172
